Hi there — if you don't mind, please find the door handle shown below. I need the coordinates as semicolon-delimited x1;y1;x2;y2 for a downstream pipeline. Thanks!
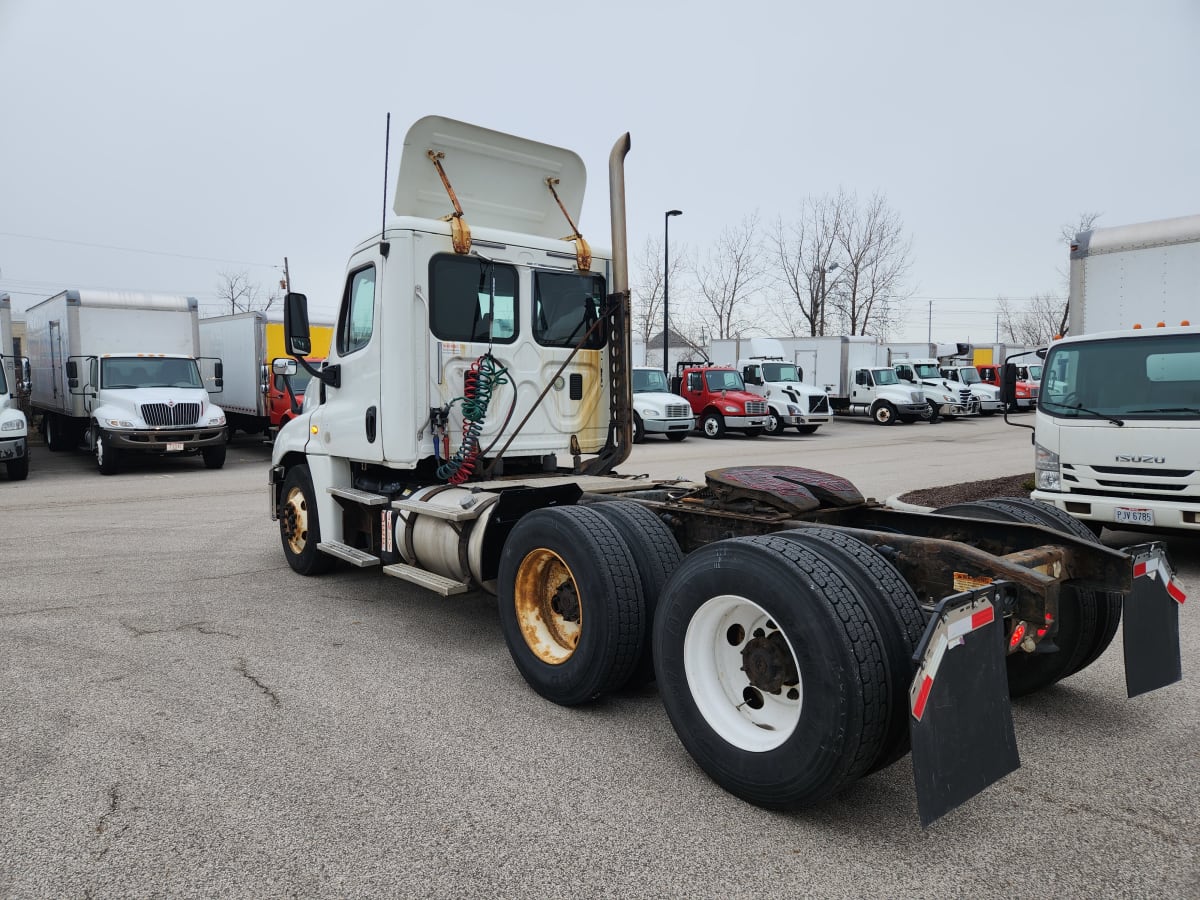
365;406;377;443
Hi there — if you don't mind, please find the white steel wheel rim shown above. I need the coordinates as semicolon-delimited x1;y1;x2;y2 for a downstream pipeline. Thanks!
683;594;802;752
704;417;720;436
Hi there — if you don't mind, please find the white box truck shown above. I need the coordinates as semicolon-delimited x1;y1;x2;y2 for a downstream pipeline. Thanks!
1030;214;1200;533
0;293;30;480
199;311;334;440
785;335;929;425
25;290;228;474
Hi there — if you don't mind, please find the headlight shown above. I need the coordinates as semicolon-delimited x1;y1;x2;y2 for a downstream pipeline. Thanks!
1;419;23;432
724;405;739;413
208;415;226;426
106;418;135;428
1035;443;1060;490
787;404;801;415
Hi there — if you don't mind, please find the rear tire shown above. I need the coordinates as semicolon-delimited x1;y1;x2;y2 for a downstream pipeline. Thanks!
654;534;889;809
590;501;682;686
498;506;645;705
44;414;69;452
279;465;335;576
774;528;925;772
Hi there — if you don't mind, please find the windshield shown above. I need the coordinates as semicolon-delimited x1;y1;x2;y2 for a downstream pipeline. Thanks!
705;370;746;392
913;363;941;379
276;369;314;395
956;367;981;384
1041;333;1200;420
873;368;900;386
762;362;802;382
1026;364;1042;381
633;369;670;393
101;357;203;389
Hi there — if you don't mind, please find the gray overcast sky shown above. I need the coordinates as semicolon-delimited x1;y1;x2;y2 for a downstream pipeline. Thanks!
1;0;1197;343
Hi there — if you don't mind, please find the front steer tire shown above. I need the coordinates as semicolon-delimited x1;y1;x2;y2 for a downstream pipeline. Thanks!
653;534;889;809
498;506;645;706
6;453;29;481
699;411;725;439
279;465;335;576
872;401;897;426
202;444;227;469
95;429;120;475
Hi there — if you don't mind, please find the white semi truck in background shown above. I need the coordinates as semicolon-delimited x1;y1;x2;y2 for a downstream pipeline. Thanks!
709;338;832;435
0;293;30;480
25;290;228;474
1029;214;1200;533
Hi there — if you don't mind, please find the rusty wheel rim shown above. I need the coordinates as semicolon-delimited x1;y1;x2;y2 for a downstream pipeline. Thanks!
513;548;582;665
283;485;309;555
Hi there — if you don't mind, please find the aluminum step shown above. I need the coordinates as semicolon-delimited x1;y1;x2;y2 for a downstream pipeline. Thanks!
382;563;471;596
391;497;482;522
328;486;389;506
317;541;380;567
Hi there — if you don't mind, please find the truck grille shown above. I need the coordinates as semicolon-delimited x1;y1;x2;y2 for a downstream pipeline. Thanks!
1061;463;1199;499
1029;385;1040;400
141;402;201;427
745;401;768;416
958;388;972;405
666;404;692;419
809;394;830;413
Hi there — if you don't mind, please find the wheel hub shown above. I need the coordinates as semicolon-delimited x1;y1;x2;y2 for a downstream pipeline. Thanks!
740;631;798;694
550;582;580;622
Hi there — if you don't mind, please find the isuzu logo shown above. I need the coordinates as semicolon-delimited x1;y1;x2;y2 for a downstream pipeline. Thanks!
1116;455;1165;464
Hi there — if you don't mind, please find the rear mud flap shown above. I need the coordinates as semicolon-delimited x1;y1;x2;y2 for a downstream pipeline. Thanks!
909;585;1019;827
1124;542;1185;698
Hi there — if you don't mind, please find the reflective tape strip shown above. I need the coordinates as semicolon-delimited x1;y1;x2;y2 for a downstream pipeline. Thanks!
1167;579;1187;604
912;675;934;721
911;600;995;721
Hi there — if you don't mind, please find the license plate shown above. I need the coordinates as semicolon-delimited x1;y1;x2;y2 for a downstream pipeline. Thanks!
1115;507;1154;526
166;442;185;452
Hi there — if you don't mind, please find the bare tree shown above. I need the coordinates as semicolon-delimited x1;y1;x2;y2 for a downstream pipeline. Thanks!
997;293;1065;345
215;270;278;315
769;192;848;336
828;191;911;336
632;235;689;361
693;213;765;340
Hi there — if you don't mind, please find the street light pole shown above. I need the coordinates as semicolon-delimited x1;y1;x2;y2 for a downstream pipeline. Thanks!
663;209;682;378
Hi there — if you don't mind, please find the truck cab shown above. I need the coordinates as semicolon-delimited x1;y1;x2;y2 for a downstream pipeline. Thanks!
673;362;767;438
849;366;929;425
739;356;832;436
894;358;978;421
0;354;29;481
939;364;1003;415
631;366;693;442
977;363;1038;410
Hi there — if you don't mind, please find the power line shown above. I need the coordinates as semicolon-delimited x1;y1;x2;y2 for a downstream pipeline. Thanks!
0;230;276;268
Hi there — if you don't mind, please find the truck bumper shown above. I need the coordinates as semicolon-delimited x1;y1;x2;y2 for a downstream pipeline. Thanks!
1031;490;1200;532
938;401;980;416
777;413;834;426
644;417;696;434
107;427;227;453
977;400;1005;413
722;415;766;429
900;404;929;416
0;435;28;461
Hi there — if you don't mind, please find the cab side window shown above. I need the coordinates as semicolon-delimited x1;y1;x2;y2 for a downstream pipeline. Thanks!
338;266;376;355
429;255;518;343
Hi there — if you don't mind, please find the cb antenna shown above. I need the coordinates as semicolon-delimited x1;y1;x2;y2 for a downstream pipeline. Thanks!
380;112;391;256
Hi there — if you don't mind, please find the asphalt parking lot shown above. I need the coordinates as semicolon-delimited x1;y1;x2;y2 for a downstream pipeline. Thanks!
1;420;1196;899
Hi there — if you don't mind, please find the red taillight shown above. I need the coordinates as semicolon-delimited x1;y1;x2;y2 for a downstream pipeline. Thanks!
1009;622;1027;649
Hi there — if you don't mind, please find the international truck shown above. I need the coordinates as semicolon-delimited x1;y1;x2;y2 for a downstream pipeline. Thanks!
199;311;333;440
25;290;228;474
0;293;30;480
709;337;833;435
631;366;693;442
268;114;1184;826
1029;214;1200;534
671;361;768;437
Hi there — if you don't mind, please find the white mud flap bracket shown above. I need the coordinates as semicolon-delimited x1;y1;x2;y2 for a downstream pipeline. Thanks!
1124;542;1186;698
909;583;1019;827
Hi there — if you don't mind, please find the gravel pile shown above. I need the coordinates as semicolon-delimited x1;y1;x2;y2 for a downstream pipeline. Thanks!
896;472;1035;509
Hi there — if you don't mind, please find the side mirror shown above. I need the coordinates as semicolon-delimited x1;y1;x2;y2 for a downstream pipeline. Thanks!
273;358;298;377
1002;363;1018;406
65;359;79;389
284;292;312;357
214;360;224;379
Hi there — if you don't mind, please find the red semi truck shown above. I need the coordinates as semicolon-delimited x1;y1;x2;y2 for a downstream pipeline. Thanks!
977;363;1040;410
672;361;768;437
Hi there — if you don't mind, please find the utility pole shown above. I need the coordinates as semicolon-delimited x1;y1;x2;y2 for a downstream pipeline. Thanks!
283;257;291;294
927;299;933;343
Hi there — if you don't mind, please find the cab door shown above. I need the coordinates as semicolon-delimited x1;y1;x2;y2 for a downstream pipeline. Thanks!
308;258;383;463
